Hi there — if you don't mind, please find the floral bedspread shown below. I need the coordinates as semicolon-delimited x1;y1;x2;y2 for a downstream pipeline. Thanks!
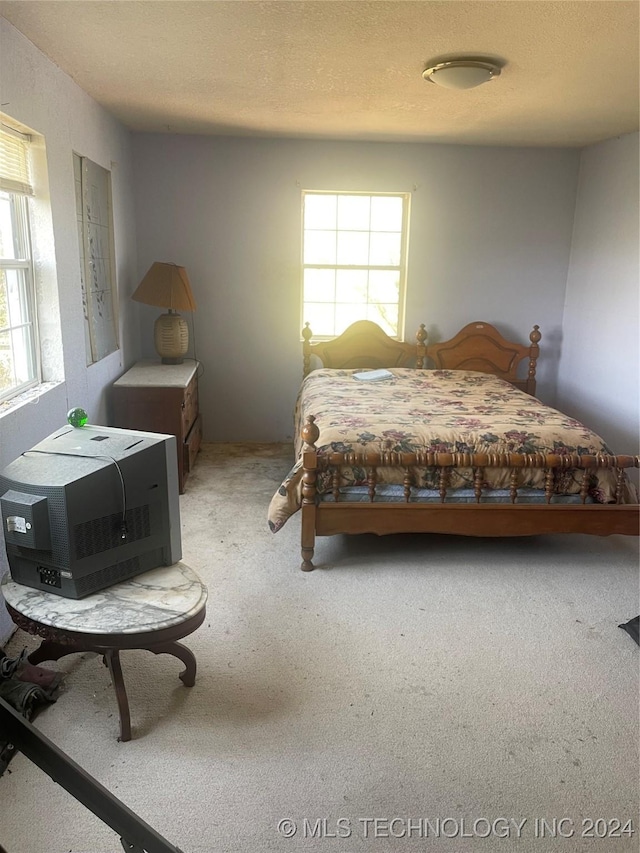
268;368;630;532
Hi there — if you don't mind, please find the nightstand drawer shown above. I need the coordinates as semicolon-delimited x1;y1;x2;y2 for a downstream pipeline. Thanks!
181;378;199;437
184;413;202;473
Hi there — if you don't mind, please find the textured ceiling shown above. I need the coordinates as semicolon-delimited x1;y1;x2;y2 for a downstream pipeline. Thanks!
1;0;639;146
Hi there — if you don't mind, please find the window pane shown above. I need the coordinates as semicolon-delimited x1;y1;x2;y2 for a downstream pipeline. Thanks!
304;302;335;337
10;324;35;384
87;258;111;294
5;268;31;326
371;196;403;231
369;232;402;266
0;330;14;392
337;195;370;230
0;193;17;259
367;302;398;336
336;269;368;303
335;304;368;335
337;230;369;265
368;270;399;303
85;222;110;266
0;271;8;329
304;194;337;229
304;268;335;303
304;230;336;264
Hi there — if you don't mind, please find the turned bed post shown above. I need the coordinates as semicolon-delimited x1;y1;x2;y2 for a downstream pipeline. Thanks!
300;414;320;571
415;323;428;368
302;323;313;378
526;325;541;396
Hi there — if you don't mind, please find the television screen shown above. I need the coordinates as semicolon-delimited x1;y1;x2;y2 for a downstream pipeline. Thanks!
0;423;181;599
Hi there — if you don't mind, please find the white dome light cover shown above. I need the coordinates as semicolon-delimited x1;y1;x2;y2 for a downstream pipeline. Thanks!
423;59;501;90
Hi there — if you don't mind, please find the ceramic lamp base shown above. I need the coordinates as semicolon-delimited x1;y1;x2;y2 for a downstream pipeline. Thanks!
154;312;188;364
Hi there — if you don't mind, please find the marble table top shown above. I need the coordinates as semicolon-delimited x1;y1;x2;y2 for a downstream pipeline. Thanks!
114;359;199;388
1;562;208;636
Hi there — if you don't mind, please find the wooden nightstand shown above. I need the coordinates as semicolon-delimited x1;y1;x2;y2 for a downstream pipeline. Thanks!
111;360;202;493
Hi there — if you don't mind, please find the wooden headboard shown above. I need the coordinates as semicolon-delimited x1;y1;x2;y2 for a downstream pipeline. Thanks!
302;320;427;377
302;319;541;395
426;321;541;395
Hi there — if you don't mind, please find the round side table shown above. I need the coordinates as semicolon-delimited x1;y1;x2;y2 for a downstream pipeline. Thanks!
1;562;207;742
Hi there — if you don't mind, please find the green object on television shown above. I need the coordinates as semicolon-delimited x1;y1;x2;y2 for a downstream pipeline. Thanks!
67;407;88;428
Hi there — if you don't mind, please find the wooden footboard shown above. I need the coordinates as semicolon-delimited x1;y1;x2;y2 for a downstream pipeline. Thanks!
299;417;639;571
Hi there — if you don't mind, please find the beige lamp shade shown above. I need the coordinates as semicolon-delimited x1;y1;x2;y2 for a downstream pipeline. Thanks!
132;262;197;363
131;262;197;311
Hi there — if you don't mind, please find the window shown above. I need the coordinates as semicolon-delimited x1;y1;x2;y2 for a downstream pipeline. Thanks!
74;153;119;364
0;126;39;401
301;191;410;338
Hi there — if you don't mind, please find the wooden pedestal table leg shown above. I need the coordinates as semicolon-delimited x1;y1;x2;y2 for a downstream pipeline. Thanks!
103;650;132;743
28;640;79;666
146;641;197;687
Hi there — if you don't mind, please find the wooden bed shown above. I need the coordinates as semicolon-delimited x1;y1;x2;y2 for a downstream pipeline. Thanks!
272;320;639;570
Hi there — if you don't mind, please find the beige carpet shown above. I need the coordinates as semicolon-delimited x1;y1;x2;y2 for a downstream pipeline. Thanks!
1;443;639;853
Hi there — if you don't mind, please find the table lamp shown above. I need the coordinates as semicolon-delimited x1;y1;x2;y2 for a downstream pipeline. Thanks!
131;262;197;364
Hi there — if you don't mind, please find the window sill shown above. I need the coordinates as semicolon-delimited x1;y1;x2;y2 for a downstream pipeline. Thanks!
0;381;65;419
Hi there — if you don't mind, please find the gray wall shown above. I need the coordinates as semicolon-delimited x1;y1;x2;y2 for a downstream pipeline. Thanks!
557;132;639;459
132;134;581;441
0;20;140;643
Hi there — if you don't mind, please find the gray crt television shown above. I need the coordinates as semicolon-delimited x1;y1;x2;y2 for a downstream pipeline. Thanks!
0;424;181;599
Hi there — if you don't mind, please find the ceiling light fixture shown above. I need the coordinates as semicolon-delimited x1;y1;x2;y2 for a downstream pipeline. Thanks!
422;59;502;90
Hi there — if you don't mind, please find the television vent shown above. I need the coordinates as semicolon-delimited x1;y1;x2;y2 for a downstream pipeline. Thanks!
74;505;151;559
74;556;141;597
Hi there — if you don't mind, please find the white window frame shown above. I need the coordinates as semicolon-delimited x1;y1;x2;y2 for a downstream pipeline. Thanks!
0;124;40;402
301;190;410;340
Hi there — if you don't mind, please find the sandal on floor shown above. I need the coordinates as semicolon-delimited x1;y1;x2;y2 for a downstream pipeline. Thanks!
0;648;64;691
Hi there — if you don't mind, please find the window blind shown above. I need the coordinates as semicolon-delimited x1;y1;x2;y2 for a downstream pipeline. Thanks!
0;126;33;196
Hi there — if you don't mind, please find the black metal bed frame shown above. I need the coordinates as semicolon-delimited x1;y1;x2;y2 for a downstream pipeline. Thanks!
0;697;185;853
